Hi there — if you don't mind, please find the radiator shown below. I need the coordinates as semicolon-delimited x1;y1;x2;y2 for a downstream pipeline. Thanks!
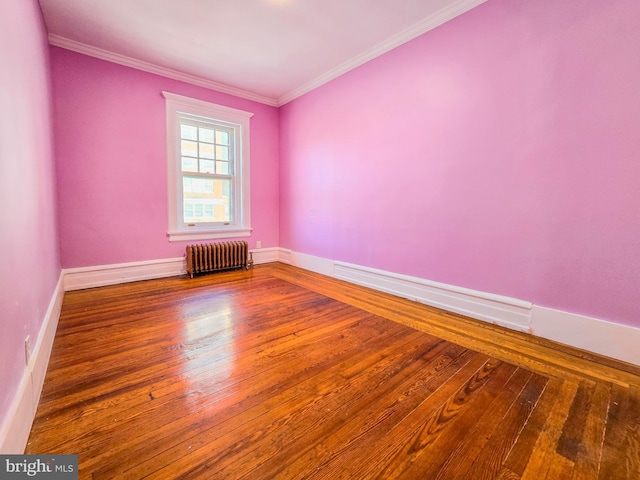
186;241;252;278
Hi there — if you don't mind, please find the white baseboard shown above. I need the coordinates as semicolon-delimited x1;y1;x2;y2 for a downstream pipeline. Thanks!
250;247;281;265
277;250;531;331
280;249;336;277
278;248;292;265
532;306;640;366
334;261;532;332
63;257;186;291
0;247;282;453
12;253;635;454
30;274;65;416
63;247;286;292
52;251;640;375
0;369;33;454
277;249;640;366
0;272;64;453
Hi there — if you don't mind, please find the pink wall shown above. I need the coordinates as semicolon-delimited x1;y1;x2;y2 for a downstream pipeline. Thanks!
280;0;640;327
52;48;279;268
5;0;635;443
0;1;60;423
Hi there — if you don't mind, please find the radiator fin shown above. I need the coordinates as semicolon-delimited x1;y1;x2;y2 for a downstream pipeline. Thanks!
186;241;250;278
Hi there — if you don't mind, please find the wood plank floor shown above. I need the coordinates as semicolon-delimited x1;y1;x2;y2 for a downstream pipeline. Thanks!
26;263;640;479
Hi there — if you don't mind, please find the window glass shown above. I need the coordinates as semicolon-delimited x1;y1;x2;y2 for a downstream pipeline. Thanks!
164;91;252;240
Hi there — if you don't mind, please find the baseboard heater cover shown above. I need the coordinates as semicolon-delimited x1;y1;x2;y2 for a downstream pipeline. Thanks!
186;241;252;278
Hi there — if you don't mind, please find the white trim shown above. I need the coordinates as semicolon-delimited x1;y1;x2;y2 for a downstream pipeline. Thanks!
0;368;32;454
250;247;281;265
278;248;293;265
0;272;64;453
62;248;283;292
49;1;486;108
167;228;252;242
48;35;279;107
161;92;255;121
276;249;532;332
55;251;640;366
334;261;532;332
285;250;335;277
532;307;640;366
275;250;640;366
276;0;488;105
63;257;185;291
163;91;253;242
30;275;65;415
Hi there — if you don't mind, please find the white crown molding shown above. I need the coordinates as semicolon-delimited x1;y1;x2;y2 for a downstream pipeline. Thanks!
48;0;486;108
276;0;488;105
48;34;279;107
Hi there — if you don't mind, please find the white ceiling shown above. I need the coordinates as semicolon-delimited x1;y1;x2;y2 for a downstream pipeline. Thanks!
39;0;486;106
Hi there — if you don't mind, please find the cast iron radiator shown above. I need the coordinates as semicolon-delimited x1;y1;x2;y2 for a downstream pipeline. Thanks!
186;241;251;278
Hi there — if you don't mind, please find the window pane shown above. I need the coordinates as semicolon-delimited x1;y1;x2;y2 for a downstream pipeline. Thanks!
183;178;194;193
182;179;232;223
183;203;194;218
214;178;231;222
181;124;197;141
216;130;229;145
181;140;198;157
184;201;217;223
183;176;213;193
182;175;220;224
200;143;214;159
216;145;229;160
169;96;250;235
181;157;198;172
200;159;215;173
216;161;230;175
199;127;214;143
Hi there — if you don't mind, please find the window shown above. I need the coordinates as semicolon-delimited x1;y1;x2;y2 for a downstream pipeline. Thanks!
163;92;253;241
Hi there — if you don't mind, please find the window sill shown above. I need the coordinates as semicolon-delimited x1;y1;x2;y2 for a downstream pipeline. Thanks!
168;228;252;242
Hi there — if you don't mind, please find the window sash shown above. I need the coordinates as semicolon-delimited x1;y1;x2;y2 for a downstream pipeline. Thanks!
177;116;236;227
163;91;253;241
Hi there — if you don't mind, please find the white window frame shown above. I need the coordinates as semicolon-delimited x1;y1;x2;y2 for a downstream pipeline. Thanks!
163;91;253;242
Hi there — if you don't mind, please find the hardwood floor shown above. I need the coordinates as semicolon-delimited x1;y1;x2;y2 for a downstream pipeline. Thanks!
26;263;640;479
